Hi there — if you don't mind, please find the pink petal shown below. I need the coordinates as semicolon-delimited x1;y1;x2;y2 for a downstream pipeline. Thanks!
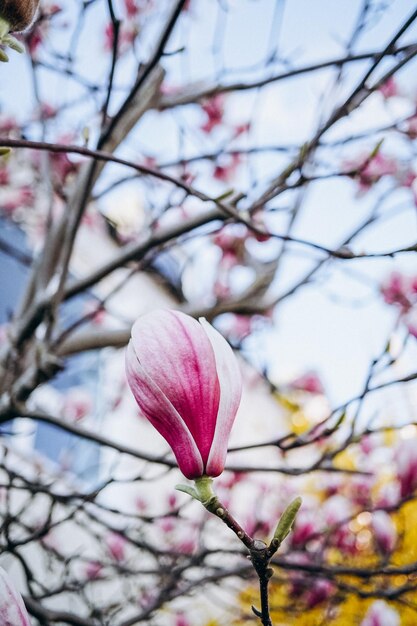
126;342;204;479
200;318;242;477
0;567;31;626
130;310;220;465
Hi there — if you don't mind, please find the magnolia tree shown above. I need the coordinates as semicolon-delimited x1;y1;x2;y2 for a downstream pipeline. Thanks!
1;0;417;624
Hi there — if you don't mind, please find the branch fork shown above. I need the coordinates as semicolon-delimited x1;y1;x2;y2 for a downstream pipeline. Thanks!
177;476;302;626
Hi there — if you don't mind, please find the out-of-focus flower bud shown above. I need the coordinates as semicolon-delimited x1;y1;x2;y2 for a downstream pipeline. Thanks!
360;600;400;626
395;438;417;497
106;533;126;562
0;566;31;626
372;510;397;555
126;310;242;480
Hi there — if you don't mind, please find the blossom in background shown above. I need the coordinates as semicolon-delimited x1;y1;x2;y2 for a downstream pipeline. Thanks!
84;561;103;581
404;115;417;139
379;77;399;100
380;271;417;340
372;511;397;555
0;115;18;135
213;153;241;182
24;2;62;58
381;272;412;312
175;615;191;626
360;600;400;626
126;310;242;479
305;579;335;609
0;566;31;626
344;151;398;193
104;21;138;53
201;94;225;133
106;533;127;563
290;510;318;548
288;371;324;395
62;387;92;422
395;439;417;497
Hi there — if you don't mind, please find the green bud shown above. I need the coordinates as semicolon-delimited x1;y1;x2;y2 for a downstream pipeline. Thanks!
3;34;24;53
369;138;384;159
175;483;201;501
272;496;302;547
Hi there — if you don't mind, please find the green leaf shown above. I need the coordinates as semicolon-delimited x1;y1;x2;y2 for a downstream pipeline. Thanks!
175;484;201;501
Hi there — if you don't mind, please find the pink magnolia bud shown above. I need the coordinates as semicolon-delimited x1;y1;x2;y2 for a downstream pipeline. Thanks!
125;310;242;480
0;567;31;626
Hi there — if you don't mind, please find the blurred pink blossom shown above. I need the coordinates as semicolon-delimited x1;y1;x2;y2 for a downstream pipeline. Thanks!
379;77;398;99
106;533;126;562
291;512;318;547
372;511;396;555
381;272;412;312
361;600;400;626
395;439;417;497
62;388;92;422
104;22;138;53
404;115;417;139
175;614;191;626
288;371;324;394
201;94;225;133
213;153;241;182
345;151;397;193
0;567;31;626
305;579;335;608
0;116;18;134
85;561;103;580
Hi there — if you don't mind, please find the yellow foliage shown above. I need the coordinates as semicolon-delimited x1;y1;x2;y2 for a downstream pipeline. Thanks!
332;449;357;471
235;492;417;624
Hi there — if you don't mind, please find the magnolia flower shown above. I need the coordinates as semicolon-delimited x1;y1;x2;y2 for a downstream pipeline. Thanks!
0;566;31;626
1;0;40;32
125;310;242;479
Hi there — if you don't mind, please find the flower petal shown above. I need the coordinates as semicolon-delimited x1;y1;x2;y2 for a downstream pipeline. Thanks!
130;310;220;465
200;318;242;477
126;341;204;479
0;567;31;626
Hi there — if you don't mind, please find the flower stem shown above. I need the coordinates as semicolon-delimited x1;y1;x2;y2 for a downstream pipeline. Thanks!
194;476;254;549
193;479;302;626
